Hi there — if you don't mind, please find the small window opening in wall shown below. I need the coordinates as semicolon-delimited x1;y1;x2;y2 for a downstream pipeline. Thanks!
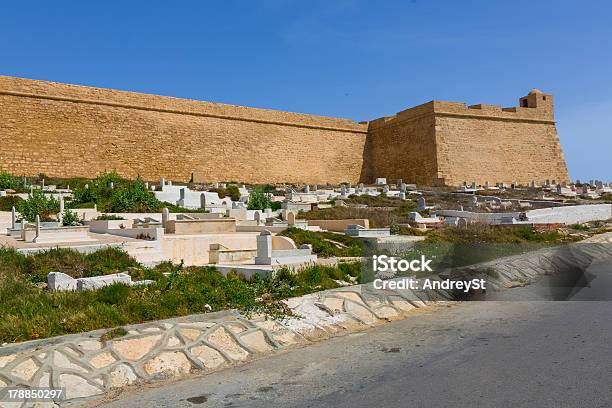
543;96;547;101
521;99;528;107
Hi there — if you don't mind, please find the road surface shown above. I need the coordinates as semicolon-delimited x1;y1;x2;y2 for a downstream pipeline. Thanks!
93;262;612;408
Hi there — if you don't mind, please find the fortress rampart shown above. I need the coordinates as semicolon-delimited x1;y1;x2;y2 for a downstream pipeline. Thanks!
0;76;569;186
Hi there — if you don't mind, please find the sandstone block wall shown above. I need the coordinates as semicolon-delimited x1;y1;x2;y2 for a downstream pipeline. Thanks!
0;76;368;184
0;76;570;186
366;89;569;186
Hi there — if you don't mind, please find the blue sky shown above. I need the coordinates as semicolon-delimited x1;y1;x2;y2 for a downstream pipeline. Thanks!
1;0;610;180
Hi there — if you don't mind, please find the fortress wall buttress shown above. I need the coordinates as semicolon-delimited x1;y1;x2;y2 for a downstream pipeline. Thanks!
432;91;569;186
365;103;439;185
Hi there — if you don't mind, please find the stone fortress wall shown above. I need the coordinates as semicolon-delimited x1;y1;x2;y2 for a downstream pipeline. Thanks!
367;90;569;185
0;76;569;186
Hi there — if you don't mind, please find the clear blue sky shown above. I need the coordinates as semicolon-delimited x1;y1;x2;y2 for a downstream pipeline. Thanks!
1;0;610;180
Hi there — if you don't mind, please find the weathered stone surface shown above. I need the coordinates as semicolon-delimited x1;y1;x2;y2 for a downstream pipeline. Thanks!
76;340;102;351
178;328;201;342
207;327;248;361
373;306;401;319
167;336;182;347
89;352;115;369
143;352;191;377
109;364;137;388
390;299;416;312
112;335;162;361
240;331;274;353
0;77;568;186
0;355;16;368
321;297;345;313
344;301;378;325
53;352;87;373
11;358;39;381
335;291;365;305
271;331;301;346
58;374;103;399
37;371;51;387
190;345;226;369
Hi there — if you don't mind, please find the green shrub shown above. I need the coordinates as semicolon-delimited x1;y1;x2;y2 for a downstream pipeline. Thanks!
247;188;272;210
62;209;80;226
106;180;161;213
279;227;362;257
226;185;241;201
17;190;59;222
0;171;19;190
0;195;23;211
96;214;126;220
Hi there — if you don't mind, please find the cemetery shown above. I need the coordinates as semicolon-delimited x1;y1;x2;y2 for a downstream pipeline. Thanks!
1;169;611;405
0;170;611;342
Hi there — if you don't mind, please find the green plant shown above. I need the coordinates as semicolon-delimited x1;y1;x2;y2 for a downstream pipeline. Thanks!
0;195;24;211
62;209;80;226
107;179;161;213
279;227;362;257
247;188;272;210
100;327;128;342
17;190;59;222
226;185;241;201
96;214;126;220
0;171;19;190
0;245;363;343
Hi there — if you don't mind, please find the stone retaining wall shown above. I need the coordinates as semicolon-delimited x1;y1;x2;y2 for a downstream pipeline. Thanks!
1;233;611;407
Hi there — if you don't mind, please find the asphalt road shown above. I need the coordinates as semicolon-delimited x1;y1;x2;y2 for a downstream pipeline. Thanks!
93;262;612;408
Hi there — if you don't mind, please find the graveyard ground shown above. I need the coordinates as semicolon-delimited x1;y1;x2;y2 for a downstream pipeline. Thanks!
0;247;361;343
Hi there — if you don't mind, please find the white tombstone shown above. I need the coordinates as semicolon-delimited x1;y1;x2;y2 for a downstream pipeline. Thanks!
256;230;273;259
177;188;186;207
418;196;427;210
77;273;132;291
42;178;45;190
33;215;41;243
304;185;310;193
287;212;296;226
47;272;77;292
375;178;387;185
58;193;65;223
399;192;406;200
160;177;166;190
383;185;389;194
162;207;169;228
109;181;114;189
341;184;347;196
